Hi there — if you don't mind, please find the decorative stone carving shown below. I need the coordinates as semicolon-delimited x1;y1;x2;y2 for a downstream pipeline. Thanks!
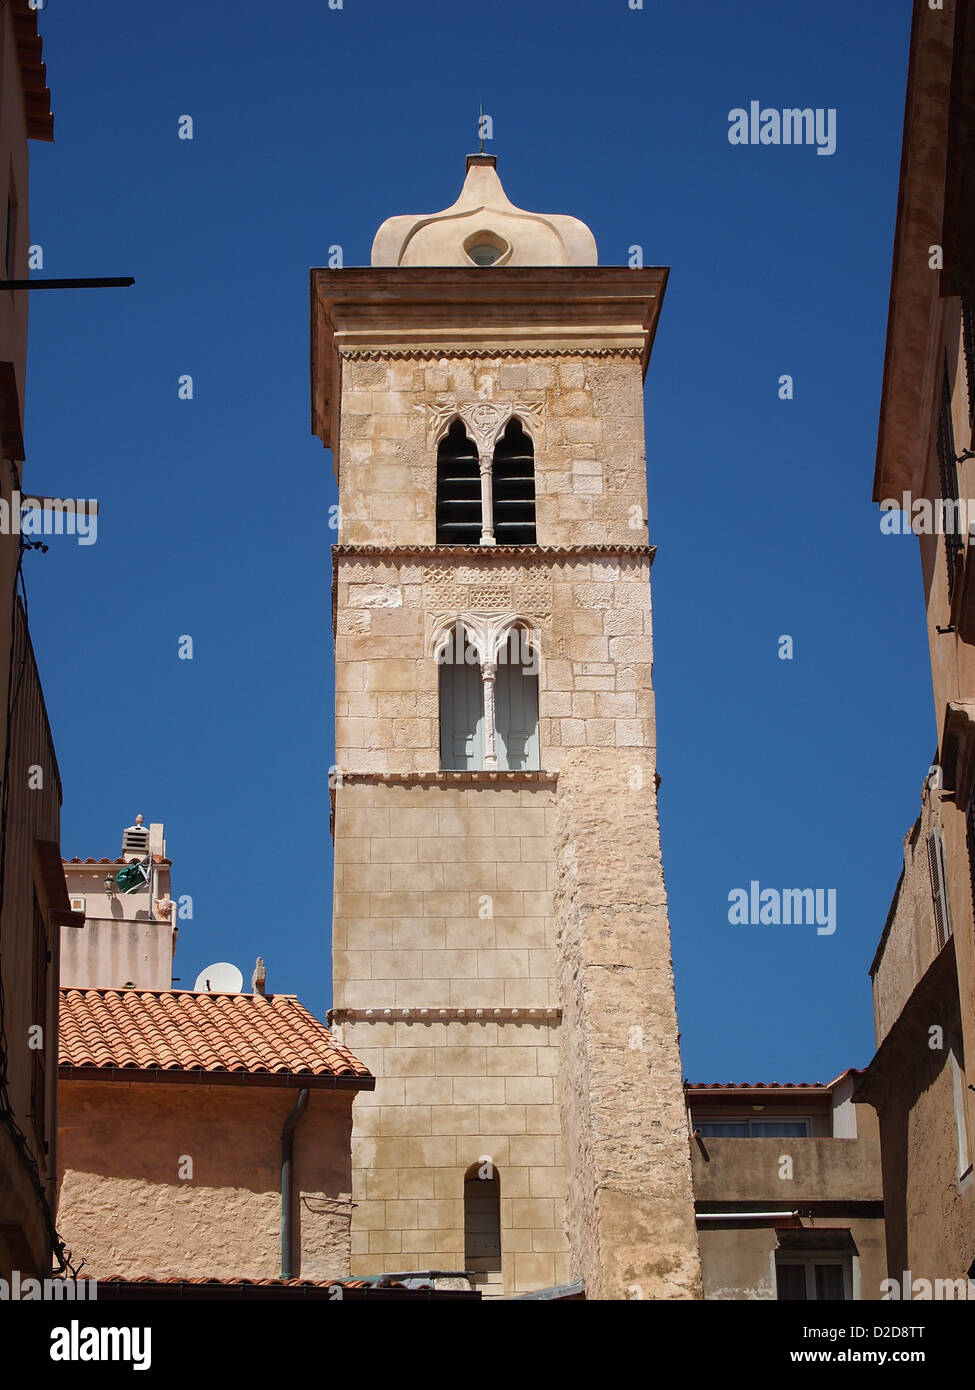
339;346;644;361
430;611;541;666
471;585;513;608
425;398;544;450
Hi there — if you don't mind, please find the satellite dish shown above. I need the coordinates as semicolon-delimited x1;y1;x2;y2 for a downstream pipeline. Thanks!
193;962;244;994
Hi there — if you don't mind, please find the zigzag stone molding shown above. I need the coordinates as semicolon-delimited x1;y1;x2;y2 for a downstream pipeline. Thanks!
329;1007;561;1023
339;347;644;362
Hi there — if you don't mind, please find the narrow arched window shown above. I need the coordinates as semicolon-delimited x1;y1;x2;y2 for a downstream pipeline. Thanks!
492;418;536;544
439;629;484;770
495;628;540;771
464;1163;502;1277
437;419;481;544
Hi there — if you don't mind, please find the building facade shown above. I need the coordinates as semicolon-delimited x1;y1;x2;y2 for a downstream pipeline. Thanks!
857;0;975;1288
317;156;701;1298
0;2;76;1284
57;987;372;1282
688;1077;886;1300
57;815;373;1282
61;816;177;992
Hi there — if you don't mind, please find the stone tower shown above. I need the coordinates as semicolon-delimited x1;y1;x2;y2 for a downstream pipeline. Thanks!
313;155;701;1299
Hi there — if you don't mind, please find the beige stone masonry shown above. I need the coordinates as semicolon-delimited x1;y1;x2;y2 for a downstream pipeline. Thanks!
332;550;654;775
332;352;649;548
555;747;702;1299
317;214;698;1297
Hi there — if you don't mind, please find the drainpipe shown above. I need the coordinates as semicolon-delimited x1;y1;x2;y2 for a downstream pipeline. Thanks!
696;1211;801;1221
281;1088;309;1279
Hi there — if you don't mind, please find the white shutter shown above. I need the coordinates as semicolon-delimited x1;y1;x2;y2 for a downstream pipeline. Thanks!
495;643;540;771
926;828;953;950
439;658;484;770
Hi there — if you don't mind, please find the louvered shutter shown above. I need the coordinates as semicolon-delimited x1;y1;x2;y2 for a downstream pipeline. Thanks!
926;828;953;951
495;644;540;772
439;658;484;770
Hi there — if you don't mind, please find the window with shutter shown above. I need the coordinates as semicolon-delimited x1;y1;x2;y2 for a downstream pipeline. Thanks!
492;418;536;545
926;827;952;951
439;635;484;770
936;362;963;598
436;419;482;544
494;630;540;771
775;1256;852;1301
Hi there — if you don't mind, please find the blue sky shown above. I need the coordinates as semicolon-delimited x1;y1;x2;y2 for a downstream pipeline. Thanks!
24;0;922;1081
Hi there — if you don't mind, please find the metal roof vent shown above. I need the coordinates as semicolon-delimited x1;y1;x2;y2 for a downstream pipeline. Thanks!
121;814;150;861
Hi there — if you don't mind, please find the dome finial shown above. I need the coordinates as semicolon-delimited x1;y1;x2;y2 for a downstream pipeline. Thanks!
371;160;597;267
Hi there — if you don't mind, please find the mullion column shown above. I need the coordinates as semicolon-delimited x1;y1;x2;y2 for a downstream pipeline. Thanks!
479;453;496;545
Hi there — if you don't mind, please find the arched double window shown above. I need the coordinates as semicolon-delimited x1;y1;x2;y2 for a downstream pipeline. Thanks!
438;619;540;772
435;415;536;546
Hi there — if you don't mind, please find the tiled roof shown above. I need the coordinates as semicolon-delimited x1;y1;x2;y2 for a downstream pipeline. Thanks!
99;1275;385;1290
94;1275;479;1301
63;855;171;866
59;989;373;1089
684;1081;828;1091
685;1071;864;1092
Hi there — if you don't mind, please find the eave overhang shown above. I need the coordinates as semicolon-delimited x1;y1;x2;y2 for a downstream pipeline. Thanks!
941;0;975;299
310;265;668;453
873;0;955;504
12;0;53;142
58;1064;375;1092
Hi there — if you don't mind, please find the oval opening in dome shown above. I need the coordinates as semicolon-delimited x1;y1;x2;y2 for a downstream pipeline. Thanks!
464;230;511;267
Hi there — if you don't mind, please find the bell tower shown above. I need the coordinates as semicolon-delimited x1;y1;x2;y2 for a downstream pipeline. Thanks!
313;155;701;1299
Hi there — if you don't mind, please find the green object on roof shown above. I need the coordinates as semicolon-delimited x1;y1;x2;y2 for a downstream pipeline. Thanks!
115;857;150;895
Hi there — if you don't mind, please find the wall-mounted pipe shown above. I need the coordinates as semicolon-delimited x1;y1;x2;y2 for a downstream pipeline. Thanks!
696;1211;800;1221
281;1088;310;1278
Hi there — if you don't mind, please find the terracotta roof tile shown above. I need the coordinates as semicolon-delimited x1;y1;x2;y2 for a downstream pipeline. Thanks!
684;1081;827;1091
59;988;372;1086
92;1275;479;1300
62;855;171;866
98;1275;396;1289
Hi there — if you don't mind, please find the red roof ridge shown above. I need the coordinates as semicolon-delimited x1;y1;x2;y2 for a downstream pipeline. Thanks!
60;987;299;1000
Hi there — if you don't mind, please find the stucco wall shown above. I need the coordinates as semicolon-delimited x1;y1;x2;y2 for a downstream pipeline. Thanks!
60;918;174;992
872;807;942;1047
868;785;975;1284
699;1221;888;1301
691;1137;883;1204
877;1037;975;1282
57;1082;356;1280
